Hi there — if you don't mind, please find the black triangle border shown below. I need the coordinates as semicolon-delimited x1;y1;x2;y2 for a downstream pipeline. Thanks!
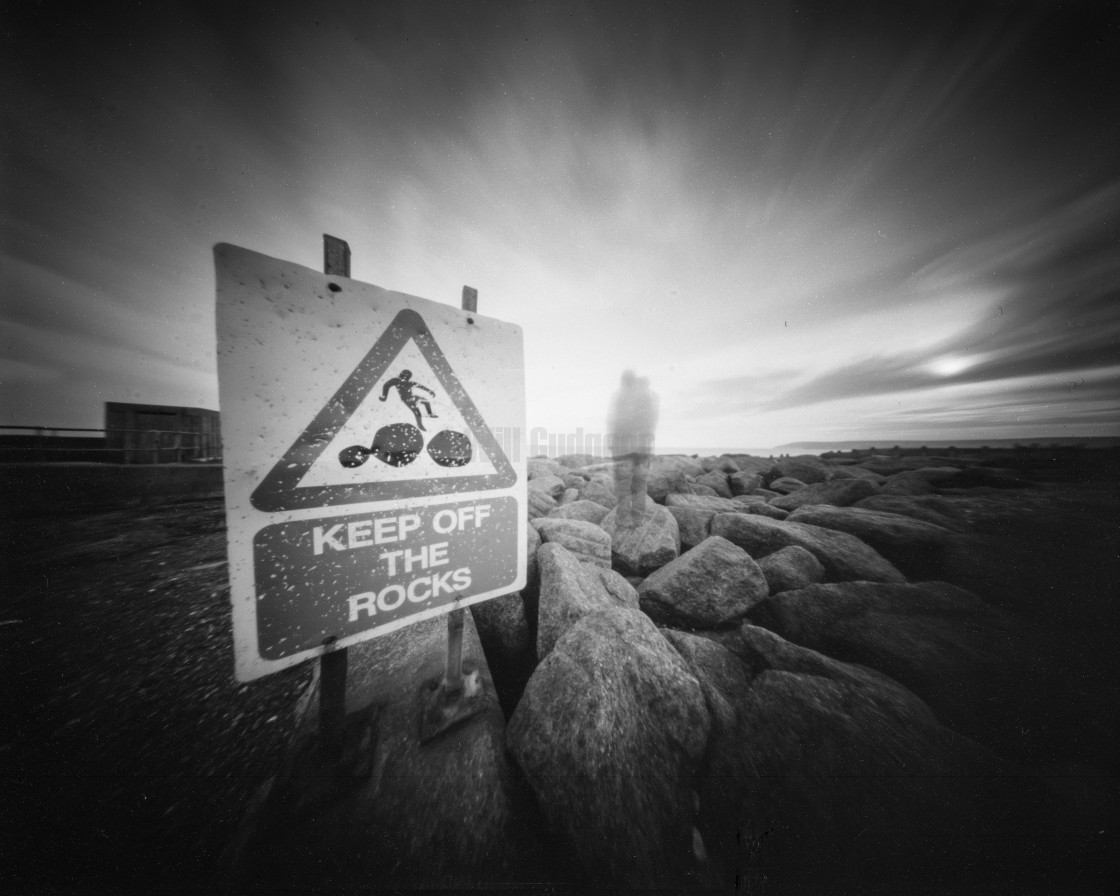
251;308;517;512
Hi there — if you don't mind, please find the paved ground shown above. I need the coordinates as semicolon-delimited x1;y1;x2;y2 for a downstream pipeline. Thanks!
3;497;311;893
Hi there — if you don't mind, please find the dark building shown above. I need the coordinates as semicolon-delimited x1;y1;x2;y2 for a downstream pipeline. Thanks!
105;403;221;464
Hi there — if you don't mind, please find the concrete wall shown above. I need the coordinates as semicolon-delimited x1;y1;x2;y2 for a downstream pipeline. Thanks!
1;463;224;516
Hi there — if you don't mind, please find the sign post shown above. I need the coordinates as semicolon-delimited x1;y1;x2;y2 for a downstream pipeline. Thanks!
418;284;487;743
215;239;527;749
318;234;351;763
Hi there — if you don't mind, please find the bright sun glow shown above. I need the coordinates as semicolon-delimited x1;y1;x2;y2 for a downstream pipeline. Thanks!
928;356;973;377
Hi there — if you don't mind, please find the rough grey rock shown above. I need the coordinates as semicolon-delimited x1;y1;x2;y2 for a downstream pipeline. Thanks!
720;455;778;477
548;499;610;525
767;476;808;495
825;465;888;484
745;503;790;520
772;456;832;485
561;472;588;490
558;487;580;505
529;473;567;500
731;494;767;506
729;471;763;495
532;517;612;569
786;505;955;579
665;624;1023;889
700;455;741;474
577;479;618;509
666;506;716;551
528;458;565;479
711;512;906;583
694;470;733;498
535;543;638;660
770;477;879;511
507;608;710;888
638;536;769;628
684;482;720;497
665;493;744;513
752;487;780;499
471;591;531;661
600;503;681;577
853;494;964;530
556;453;601;468
757;545;826;594
651;454;707;479
526;487;558;519
746;581;1106;764
879;467;962;496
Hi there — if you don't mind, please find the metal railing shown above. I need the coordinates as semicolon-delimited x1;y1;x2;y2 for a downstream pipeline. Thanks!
0;425;221;464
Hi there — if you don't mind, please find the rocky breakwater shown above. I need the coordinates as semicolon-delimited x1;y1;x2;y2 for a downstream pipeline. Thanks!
480;452;1118;890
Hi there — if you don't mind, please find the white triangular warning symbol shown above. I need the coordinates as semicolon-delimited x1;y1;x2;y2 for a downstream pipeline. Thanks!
251;309;516;511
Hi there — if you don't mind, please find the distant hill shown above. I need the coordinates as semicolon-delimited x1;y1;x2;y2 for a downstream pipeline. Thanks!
773;436;1120;452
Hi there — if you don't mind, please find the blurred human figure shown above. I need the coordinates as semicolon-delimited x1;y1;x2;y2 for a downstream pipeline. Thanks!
607;370;660;525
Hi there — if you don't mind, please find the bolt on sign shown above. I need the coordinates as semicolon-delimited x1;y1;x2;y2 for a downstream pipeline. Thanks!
214;244;527;682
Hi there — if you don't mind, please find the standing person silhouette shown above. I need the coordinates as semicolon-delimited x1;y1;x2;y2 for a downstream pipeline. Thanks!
607;370;660;525
379;369;438;432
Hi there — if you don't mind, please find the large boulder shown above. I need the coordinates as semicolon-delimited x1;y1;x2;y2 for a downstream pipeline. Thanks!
527;486;557;519
535;543;638;660
756;545;826;594
665;624;1037;890
637;536;769;629
711;512;905;583
556;453;601;468
529;473;566;500
665;493;744;513
647;456;706;502
528;458;565;479
786;505;955;580
853;494;964;530
560;472;587;490
700;455;741;474
532;517;612;569
469;591;534;716
721;455;777;477
772;456;831;485
548;499;610;525
665;506;715;551
729;471;763;495
694;470;733;498
769;477;879;511
577;479;618;509
600;503;681;577
744;502;789;521
746;581;1113;765
507;608;711;888
825;465;887;484
767;476;808;495
879;467;962;496
470;592;531;663
520;523;543;641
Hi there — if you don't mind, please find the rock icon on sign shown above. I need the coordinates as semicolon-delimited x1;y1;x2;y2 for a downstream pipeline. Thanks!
339;422;424;468
426;429;472;467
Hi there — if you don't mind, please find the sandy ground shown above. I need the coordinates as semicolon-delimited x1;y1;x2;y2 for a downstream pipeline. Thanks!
3;497;311;892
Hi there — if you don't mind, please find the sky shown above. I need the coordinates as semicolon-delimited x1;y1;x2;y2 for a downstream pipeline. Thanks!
3;0;1119;453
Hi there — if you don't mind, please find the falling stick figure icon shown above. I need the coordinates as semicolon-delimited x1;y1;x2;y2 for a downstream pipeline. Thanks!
379;369;439;431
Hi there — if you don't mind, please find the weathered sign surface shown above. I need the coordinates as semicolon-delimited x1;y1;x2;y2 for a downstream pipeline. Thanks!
215;244;526;681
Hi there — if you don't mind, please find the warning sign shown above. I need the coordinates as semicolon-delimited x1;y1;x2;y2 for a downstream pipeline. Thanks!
215;244;527;682
251;307;516;511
